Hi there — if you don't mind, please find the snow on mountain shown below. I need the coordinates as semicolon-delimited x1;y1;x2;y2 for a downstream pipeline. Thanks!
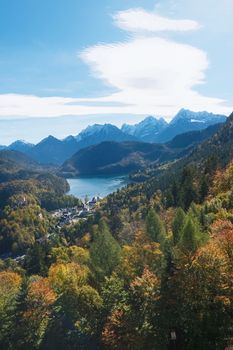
122;116;168;142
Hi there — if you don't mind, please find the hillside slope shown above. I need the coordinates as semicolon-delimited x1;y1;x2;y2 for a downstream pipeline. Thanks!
60;141;189;177
0;150;41;182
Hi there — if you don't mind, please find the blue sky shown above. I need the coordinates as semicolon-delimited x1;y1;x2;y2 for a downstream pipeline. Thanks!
0;0;232;144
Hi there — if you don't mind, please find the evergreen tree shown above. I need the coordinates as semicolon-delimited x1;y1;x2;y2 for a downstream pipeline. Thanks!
171;181;179;207
146;208;166;243
180;217;201;253
11;278;30;350
90;219;121;282
164;189;174;208
199;176;209;202
180;167;198;210
24;242;51;276
172;208;186;245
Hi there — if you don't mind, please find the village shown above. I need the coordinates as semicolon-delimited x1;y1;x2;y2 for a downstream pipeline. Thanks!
51;195;102;227
0;196;102;263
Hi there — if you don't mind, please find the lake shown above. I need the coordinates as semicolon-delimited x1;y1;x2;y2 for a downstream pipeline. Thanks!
67;175;129;200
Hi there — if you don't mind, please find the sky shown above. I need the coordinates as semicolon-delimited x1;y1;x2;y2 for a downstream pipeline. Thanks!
0;0;232;144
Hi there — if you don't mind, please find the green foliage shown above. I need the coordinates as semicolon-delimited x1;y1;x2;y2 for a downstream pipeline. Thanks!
0;271;22;349
23;242;52;276
89;219;121;282
50;246;90;266
146;208;166;243
172;208;186;245
179;216;201;253
40;193;81;211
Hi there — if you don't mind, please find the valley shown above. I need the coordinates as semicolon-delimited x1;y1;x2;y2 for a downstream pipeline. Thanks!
1;2;232;348
0;110;233;350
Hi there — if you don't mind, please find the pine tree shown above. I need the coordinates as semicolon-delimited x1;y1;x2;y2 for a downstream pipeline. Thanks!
90;219;121;282
146;208;166;243
172;208;186;245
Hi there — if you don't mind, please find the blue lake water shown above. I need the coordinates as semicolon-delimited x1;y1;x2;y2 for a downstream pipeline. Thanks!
67;175;129;200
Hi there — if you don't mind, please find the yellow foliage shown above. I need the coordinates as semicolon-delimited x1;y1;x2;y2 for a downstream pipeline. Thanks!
48;262;90;293
0;271;22;296
120;242;162;281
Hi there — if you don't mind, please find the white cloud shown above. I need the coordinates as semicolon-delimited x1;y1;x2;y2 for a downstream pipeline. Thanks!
113;8;201;33
0;7;231;120
79;20;232;117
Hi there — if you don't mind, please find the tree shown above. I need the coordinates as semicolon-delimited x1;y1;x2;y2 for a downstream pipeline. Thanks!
24;242;52;276
48;262;89;294
180;167;198;210
0;271;22;349
146;208;166;243
169;236;233;349
90;219;121;282
20;277;56;349
199;176;209;202
172;208;186;245
102;268;161;350
44;271;102;350
171;181;179;207
179;217;201;253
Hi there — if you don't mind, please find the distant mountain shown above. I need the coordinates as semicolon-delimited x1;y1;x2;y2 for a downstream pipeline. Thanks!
8;140;34;154
60;119;225;177
25;124;138;165
4;110;227;166
0;150;40;182
60;141;180;177
28;135;76;165
167;123;223;149
0;149;37;167
63;135;79;148
75;123;138;147
142;111;233;191
122;116;167;142
122;110;226;143
155;109;226;143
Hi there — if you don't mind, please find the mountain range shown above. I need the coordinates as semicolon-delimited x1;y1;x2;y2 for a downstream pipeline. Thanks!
135;110;233;192
60;123;223;177
2;109;227;165
121;109;226;143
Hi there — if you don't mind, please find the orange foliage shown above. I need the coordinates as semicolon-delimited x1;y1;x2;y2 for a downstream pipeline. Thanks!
130;267;160;301
210;219;233;267
24;277;56;320
211;161;233;196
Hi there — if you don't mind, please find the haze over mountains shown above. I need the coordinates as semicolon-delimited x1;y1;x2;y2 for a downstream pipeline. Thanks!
2;109;227;165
